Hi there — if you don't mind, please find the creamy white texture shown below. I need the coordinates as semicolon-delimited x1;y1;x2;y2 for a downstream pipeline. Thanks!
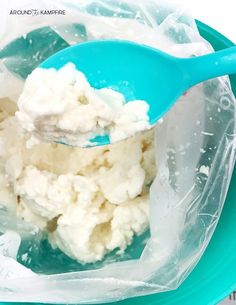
0;100;155;263
16;63;151;147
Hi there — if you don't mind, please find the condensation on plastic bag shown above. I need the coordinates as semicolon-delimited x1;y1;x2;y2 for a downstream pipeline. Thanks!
0;0;235;303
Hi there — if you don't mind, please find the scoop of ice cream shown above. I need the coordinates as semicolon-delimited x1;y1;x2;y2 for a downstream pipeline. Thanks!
16;63;151;147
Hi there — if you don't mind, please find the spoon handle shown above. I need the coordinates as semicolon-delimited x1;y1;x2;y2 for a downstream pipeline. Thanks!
179;46;236;88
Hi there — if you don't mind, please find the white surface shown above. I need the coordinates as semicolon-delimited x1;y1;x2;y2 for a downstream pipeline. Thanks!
221;292;236;304
180;0;236;42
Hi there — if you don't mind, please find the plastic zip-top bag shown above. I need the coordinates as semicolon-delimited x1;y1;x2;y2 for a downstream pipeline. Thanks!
0;0;235;303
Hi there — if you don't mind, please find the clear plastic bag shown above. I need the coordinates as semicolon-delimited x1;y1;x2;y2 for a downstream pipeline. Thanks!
0;0;235;303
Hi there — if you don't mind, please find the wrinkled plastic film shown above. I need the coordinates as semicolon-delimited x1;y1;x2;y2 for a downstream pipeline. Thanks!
0;0;235;303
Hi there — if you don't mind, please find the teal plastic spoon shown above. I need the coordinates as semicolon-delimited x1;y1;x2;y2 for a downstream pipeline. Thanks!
40;39;236;146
